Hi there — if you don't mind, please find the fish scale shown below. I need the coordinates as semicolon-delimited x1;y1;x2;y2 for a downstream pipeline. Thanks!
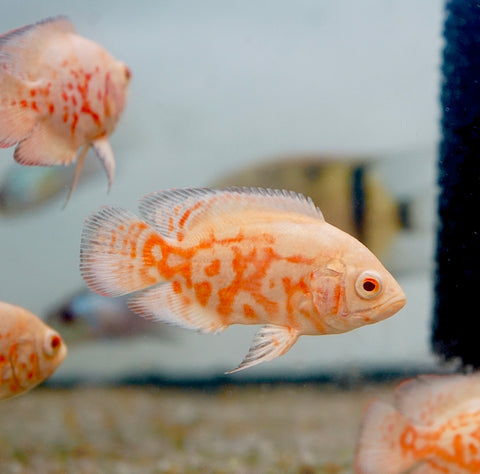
81;187;405;373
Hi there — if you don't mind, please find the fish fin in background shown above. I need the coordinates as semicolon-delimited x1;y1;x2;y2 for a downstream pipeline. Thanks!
128;284;226;333
0;74;37;148
62;144;90;208
226;325;300;374
13;122;78;166
138;187;324;238
0;17;75;148
80;206;165;296
355;399;417;474
92;137;115;192
0;17;75;73
393;373;480;425
63;137;114;208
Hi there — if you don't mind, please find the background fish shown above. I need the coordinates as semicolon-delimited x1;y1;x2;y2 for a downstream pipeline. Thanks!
0;300;67;400
80;187;405;373
355;373;480;473
45;289;166;343
0;161;99;216
213;154;428;264
0;16;131;202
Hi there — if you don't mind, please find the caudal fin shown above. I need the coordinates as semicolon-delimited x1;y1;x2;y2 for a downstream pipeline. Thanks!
355;399;417;474
80;206;165;297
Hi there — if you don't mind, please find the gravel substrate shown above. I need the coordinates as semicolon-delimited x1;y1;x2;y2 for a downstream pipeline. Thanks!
0;382;394;473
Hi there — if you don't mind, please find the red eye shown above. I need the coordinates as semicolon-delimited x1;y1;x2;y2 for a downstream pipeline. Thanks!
44;331;63;356
356;272;383;299
51;335;61;349
363;279;378;292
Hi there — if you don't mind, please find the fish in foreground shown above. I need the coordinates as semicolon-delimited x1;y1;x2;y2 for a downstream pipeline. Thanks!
0;301;67;400
356;373;480;473
0;16;131;204
80;187;406;373
46;289;163;342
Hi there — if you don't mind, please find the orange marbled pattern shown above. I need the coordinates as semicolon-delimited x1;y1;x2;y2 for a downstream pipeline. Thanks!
80;187;405;373
356;373;480;474
0;301;67;400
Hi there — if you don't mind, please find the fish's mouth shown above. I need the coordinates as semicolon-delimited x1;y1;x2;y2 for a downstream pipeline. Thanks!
352;294;406;324
375;294;406;319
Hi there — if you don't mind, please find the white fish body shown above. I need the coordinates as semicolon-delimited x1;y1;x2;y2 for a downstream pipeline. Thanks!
80;187;406;373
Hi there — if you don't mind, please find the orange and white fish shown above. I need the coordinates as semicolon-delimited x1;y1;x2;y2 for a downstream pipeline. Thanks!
0;301;67;400
0;16;131;203
80;187;406;373
355;373;480;473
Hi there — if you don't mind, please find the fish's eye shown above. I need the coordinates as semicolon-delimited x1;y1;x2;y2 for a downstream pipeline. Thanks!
43;330;63;357
355;271;383;299
124;66;132;81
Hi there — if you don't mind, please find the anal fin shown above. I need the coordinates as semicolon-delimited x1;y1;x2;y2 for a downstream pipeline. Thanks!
14;122;77;166
62;143;89;208
226;325;300;374
128;283;227;334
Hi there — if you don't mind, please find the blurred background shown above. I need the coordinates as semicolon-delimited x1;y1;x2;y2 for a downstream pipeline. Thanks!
0;0;442;383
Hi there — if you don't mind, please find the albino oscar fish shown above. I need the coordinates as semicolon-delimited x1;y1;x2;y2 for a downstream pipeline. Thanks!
80;187;406;373
356;373;480;473
0;301;67;400
0;16;131;204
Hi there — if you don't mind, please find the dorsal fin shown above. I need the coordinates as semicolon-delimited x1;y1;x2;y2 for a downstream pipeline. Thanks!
394;373;480;425
138;187;324;239
0;16;75;77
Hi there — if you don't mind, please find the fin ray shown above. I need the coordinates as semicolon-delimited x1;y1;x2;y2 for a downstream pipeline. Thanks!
13;123;78;166
138;187;324;239
394;373;480;425
355;400;417;474
92;137;115;192
128;284;226;333
63;144;89;208
226;324;300;374
0;16;75;77
80;206;165;296
0;76;38;147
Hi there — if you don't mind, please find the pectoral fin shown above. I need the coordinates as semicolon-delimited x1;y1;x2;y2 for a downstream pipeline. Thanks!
226;325;300;374
92;137;115;192
62;143;89;208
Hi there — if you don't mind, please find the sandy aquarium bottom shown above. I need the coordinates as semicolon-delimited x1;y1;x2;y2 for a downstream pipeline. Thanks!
0;381;396;474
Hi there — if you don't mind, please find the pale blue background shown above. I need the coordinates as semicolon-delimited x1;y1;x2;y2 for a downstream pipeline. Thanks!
0;1;442;380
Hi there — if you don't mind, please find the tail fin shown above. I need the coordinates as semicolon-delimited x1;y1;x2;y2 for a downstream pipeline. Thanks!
80;206;166;297
355;400;417;474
